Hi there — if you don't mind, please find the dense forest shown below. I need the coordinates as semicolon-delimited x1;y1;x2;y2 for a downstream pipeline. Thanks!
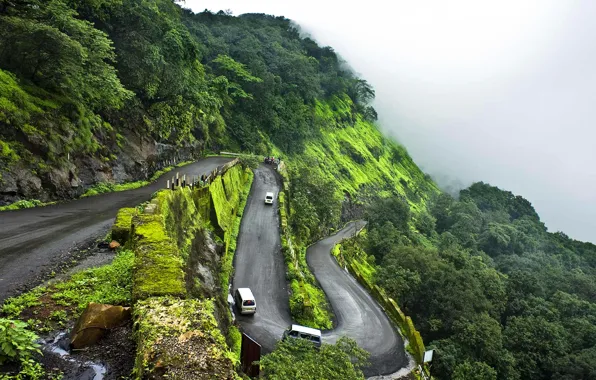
359;182;596;379
0;0;382;203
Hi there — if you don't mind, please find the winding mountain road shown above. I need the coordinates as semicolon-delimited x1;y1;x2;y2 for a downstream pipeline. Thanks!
233;165;407;376
0;156;233;303
2;158;408;376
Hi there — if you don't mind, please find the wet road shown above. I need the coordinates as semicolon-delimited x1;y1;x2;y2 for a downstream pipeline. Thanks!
0;156;233;302
233;165;407;376
308;222;408;376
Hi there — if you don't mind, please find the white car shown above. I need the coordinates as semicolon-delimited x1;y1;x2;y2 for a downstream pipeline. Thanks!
234;288;256;315
265;192;274;205
282;324;322;348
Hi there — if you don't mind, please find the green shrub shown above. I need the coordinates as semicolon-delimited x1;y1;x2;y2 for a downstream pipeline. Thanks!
1;287;46;318
228;325;242;362
0;199;55;212
51;249;134;311
0;319;40;364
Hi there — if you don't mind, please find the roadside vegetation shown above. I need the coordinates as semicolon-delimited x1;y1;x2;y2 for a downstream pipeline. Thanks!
2;250;133;333
260;337;369;380
0;199;56;212
0;249;134;378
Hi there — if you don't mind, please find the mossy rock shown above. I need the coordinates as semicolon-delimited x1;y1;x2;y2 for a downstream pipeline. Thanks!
209;176;233;234
405;316;415;337
112;208;138;245
388;298;406;326
411;329;425;364
133;297;235;380
131;214;186;301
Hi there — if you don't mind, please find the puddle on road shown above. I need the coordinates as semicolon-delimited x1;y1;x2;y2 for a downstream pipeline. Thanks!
43;332;107;380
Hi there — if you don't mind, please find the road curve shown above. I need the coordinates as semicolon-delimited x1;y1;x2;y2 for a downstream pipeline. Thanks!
0;156;233;303
233;165;407;376
307;222;408;376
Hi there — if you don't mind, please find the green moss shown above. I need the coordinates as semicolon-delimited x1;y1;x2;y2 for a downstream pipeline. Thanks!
209;175;234;233
0;199;56;212
0;140;20;163
158;188;201;261
131;214;186;301
112;208;138;245
227;325;242;363
133;297;235;380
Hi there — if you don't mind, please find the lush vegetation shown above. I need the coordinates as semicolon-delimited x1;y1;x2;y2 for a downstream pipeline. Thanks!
2;250;134;330
0;0;435;351
0;199;55;211
357;182;596;380
0;0;394;198
0;249;134;378
0;319;43;378
260;337;369;380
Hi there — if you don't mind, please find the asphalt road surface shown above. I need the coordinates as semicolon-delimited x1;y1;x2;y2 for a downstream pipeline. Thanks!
233;165;407;376
232;166;292;351
308;222;408;376
0;156;233;303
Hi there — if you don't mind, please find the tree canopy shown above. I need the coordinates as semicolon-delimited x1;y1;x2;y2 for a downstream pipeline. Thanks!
260;337;369;380
364;182;596;380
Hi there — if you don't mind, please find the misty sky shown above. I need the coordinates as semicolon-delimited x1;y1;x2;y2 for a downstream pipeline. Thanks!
186;0;596;243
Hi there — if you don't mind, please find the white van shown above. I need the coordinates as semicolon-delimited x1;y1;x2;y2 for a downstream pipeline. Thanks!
234;288;256;315
282;324;322;348
264;192;274;205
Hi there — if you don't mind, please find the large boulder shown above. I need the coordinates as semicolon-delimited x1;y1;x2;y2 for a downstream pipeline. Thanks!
70;303;131;349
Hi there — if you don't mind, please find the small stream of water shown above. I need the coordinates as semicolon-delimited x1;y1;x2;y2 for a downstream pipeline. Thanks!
43;332;107;380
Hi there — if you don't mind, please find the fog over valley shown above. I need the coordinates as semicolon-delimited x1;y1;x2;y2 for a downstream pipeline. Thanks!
188;0;596;243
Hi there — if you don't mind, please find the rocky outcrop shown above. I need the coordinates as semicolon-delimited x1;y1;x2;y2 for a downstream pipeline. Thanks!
0;129;203;206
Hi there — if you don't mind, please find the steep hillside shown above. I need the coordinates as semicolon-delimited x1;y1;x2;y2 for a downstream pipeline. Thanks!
1;1;434;211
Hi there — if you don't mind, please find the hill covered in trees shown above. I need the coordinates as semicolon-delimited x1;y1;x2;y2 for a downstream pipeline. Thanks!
354;182;596;379
1;0;427;205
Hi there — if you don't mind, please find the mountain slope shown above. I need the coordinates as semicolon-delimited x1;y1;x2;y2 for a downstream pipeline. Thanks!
2;2;423;208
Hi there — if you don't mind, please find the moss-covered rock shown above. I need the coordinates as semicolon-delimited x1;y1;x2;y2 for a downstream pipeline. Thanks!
133;297;235;380
209;175;234;235
131;214;186;301
112;207;138;245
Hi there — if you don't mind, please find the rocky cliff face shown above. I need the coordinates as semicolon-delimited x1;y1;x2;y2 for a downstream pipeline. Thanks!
0;131;203;205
